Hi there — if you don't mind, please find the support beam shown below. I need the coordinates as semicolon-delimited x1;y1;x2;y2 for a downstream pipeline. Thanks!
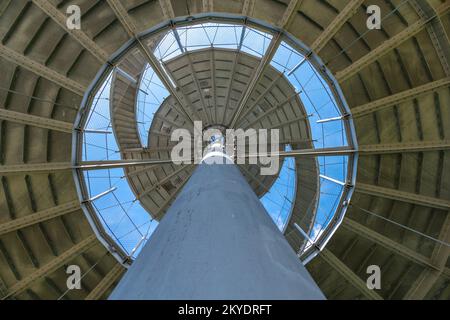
85;263;124;300
151;114;183;130
158;0;175;19
403;214;450;299
359;140;450;154
342;218;438;270
0;108;73;133
237;73;285;123
238;147;354;163
319;248;383;300
222;50;241;124
86;188;116;203
202;0;214;13
278;0;302;29
0;162;72;175
351;78;450;117
153;173;192;218
335;2;450;83
0;44;85;96
138;164;194;199
310;0;364;53
411;0;450;76
356;183;450;210
106;0;138;37
276;146;356;158
278;0;304;30
142;57;189;122
0;276;7;299
4;235;97;299
241;91;301;129
0;0;11;16
106;0;195;125
320;174;346;186
184;53;212;124
242;0;256;16
126;162;173;177
0;201;80;236
444;267;450;278
78;158;178;171
317;116;346;124
267;114;311;130
279;138;313;145
229;33;282;128
210;48;218;123
31;0;109;63
244;113;311;144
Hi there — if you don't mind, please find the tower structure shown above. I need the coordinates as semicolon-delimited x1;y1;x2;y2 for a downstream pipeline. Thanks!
0;1;449;300
110;135;325;299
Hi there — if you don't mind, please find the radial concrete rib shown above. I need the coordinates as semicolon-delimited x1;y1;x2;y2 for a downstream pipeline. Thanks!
31;0;109;63
356;183;450;210
229;34;282;128
209;49;218;123
0;277;7;298
138;164;194;199
237;73;285;123
0;45;86;96
158;0;175;19
410;0;450;76
0;0;11;16
277;146;356;158
0;201;80;236
242;0;256;16
240;91;300;129
310;0;364;53
3;235;97;299
359;140;450;154
403;214;450;299
335;2;450;83
202;0;214;13
106;0;138;37
278;0;303;29
0;162;72;175
342;218;438;270
183;53;212;124
351;78;450;117
319;248;383;300
221;51;240;124
106;0;195;125
78;158;177;170
0;107;73;133
85;263;124;300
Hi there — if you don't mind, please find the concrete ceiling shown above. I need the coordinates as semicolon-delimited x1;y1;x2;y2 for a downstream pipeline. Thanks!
0;0;449;300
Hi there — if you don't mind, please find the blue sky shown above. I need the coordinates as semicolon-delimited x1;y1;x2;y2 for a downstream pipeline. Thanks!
81;22;349;259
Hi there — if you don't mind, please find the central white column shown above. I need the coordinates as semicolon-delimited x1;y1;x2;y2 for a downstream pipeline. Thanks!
110;141;325;299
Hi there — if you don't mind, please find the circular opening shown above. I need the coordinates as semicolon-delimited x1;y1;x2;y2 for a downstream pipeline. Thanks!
73;15;358;265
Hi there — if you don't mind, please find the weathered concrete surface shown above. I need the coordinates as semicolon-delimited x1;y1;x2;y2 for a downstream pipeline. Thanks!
110;158;325;300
